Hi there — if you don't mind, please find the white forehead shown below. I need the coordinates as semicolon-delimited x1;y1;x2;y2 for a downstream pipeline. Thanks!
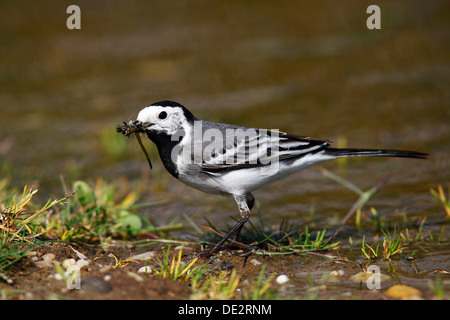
137;105;184;123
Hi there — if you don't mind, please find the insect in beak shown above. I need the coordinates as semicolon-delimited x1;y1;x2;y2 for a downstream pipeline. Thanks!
116;120;153;169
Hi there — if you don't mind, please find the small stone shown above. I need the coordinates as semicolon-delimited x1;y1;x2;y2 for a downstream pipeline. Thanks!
350;271;390;283
385;285;422;300
329;270;339;277
137;266;152;273
130;251;155;261
62;259;76;268
276;275;289;284
350;272;370;282
26;251;38;257
34;260;53;268
330;270;345;277
127;272;144;282
54;273;63;281
99;266;112;273
249;258;262;266
42;253;56;261
76;259;89;269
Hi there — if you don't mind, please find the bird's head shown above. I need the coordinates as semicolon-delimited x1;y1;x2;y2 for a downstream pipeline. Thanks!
117;101;197;170
136;100;196;136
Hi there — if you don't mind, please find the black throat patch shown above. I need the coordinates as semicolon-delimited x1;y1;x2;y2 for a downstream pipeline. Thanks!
145;129;184;178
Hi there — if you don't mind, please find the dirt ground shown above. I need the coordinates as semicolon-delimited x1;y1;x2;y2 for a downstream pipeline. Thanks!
3;242;192;300
3;241;438;300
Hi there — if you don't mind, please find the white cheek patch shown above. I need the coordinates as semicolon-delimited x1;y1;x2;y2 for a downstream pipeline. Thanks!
137;106;189;136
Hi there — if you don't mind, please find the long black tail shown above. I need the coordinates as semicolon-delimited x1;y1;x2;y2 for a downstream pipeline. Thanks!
324;148;428;159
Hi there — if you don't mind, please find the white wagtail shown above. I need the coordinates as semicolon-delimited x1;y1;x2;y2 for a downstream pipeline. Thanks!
117;100;427;255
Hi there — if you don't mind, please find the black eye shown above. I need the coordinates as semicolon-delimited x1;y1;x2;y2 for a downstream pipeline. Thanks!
158;111;167;119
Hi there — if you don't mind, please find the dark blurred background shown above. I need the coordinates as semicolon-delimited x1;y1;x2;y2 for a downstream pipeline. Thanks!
0;0;449;230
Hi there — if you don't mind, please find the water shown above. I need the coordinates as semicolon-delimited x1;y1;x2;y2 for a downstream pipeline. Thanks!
1;1;449;237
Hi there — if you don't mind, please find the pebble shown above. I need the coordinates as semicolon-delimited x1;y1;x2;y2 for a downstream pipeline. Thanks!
249;258;262;266
99;266;112;273
63;259;76;268
35;260;52;268
350;271;390;283
330;270;339;277
385;285;422;300
127;272;144;282
350;272;370;282
276;275;290;285
35;253;57;268
76;259;89;269
130;251;155;261
42;253;56;261
329;270;345;277
327;271;340;283
137;266;152;273
54;273;63;281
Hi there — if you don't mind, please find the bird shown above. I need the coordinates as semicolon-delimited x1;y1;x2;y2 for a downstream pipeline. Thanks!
118;100;427;255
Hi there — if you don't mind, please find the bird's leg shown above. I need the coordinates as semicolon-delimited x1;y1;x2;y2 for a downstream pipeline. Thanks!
230;193;254;242
201;194;251;256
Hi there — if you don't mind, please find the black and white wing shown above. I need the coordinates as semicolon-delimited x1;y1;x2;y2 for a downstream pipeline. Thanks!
198;126;330;173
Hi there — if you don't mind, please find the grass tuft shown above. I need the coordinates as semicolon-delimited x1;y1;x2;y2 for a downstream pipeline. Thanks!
430;184;450;217
361;228;407;260
152;246;199;281
0;177;167;275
